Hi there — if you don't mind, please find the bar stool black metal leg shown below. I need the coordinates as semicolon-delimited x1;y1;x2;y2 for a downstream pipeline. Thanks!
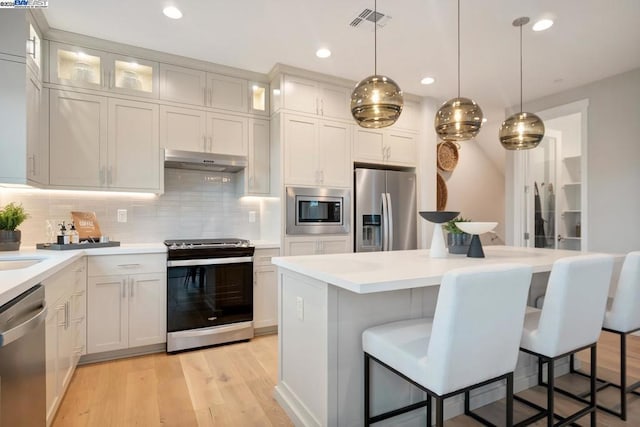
364;353;370;427
538;357;544;386
590;345;597;426
436;397;444;427
547;358;554;427
507;372;514;427
426;394;432;427
621;333;627;421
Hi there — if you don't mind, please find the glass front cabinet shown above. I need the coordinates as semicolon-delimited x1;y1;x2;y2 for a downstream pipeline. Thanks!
49;41;158;98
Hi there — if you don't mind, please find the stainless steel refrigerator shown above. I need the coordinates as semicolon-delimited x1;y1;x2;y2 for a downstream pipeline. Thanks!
354;168;417;252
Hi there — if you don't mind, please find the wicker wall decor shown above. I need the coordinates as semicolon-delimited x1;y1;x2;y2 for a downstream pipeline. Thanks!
437;141;459;171
437;173;448;211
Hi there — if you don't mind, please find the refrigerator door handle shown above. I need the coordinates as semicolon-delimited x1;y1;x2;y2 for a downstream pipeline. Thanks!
381;193;389;251
386;192;394;250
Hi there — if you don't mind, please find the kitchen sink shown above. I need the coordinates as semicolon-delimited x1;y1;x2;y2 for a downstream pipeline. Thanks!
0;257;45;271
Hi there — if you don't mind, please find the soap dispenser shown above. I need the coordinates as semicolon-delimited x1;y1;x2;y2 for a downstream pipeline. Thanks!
57;221;70;244
69;222;80;244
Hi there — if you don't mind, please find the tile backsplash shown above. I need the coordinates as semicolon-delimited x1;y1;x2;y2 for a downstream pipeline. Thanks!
0;169;272;246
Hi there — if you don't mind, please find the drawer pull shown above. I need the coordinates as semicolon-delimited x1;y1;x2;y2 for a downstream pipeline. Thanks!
117;264;141;269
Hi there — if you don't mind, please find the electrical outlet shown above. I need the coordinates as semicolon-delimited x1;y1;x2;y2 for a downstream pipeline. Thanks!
248;211;256;223
296;296;304;321
117;209;127;223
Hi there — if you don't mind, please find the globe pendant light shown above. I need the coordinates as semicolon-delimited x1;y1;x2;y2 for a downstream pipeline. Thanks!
434;0;483;142
351;0;403;129
499;17;545;150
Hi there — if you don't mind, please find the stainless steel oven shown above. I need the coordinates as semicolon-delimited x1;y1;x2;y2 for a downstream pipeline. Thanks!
286;186;351;235
165;239;255;352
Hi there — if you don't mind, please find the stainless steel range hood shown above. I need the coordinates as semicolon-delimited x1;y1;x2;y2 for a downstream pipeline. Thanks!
164;149;247;173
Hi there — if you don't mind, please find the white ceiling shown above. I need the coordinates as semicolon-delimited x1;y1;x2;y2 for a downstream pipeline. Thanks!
43;0;640;111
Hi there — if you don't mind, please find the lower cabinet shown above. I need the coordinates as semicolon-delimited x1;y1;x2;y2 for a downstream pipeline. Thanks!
44;257;86;427
253;248;279;329
87;254;166;354
284;236;351;256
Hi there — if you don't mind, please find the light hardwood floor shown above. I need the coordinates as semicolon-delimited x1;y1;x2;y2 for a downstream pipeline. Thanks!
53;332;640;426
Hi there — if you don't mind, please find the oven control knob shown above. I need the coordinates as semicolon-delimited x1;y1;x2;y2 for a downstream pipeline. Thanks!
169;243;178;249
180;243;187;249
187;244;193;249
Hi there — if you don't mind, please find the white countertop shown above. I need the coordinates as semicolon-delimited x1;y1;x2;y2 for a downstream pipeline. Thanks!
0;243;167;306
251;240;280;249
272;246;618;294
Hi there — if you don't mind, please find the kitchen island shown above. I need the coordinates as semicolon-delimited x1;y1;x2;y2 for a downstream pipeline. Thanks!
271;246;621;427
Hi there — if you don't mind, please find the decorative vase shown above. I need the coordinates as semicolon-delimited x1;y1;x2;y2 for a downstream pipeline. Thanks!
447;232;471;254
0;229;21;251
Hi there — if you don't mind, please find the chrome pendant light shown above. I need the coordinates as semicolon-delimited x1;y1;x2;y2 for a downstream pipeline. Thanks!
434;0;483;142
499;17;545;150
351;0;403;129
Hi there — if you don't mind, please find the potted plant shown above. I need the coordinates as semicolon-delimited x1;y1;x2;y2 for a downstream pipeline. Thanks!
0;202;29;251
444;216;471;254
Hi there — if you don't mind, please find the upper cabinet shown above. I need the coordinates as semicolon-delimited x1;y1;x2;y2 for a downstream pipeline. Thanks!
0;10;47;186
49;41;159;98
353;127;417;167
282;75;351;120
159;63;267;115
49;89;162;193
237;118;270;196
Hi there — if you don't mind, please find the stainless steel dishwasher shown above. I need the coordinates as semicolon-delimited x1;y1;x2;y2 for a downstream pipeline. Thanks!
0;284;47;427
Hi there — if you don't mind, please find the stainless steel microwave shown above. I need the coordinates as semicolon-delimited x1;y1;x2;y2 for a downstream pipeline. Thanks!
286;187;351;235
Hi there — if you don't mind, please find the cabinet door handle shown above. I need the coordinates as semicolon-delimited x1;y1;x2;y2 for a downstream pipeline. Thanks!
208;88;213;106
27;37;37;58
130;278;134;298
65;301;70;330
117;263;141;269
99;166;105;185
107;166;113;185
320;99;324;116
121;279;127;298
110;71;115;89
204;87;208;105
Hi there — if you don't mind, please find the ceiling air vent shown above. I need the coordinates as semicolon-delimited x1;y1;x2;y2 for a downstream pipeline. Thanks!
349;8;391;29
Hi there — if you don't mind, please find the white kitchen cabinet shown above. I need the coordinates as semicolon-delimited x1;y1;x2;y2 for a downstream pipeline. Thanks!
108;98;161;191
238;118;270;195
159;63;250;112
49;41;159;98
391;100;421;132
160;105;207;152
353;127;417;167
284;236;351;256
44;257;86;427
283;75;350;119
87;254;166;354
207;112;248;156
249;81;269;115
283;114;351;187
253;248;280;330
49;89;162;192
0;11;47;186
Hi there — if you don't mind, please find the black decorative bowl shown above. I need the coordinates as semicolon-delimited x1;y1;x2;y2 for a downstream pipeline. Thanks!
419;211;460;224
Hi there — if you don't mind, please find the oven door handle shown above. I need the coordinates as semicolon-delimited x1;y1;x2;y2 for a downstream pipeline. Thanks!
167;256;253;267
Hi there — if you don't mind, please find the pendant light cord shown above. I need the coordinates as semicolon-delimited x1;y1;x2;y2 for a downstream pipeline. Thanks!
519;22;523;113
374;0;377;75
457;0;460;97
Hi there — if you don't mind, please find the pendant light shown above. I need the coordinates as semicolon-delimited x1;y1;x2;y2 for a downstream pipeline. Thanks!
499;17;545;150
350;0;403;129
434;0;483;142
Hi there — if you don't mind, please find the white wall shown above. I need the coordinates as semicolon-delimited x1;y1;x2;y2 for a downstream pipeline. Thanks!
417;97;440;248
0;168;267;245
509;68;640;253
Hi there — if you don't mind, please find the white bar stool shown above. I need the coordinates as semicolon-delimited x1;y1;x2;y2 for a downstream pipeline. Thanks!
570;251;640;420
516;254;614;427
362;263;533;426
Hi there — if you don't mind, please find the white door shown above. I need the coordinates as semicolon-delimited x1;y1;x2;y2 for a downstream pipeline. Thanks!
160;105;207;152
283;115;318;185
57;298;75;392
128;273;166;347
49;90;107;188
285;238;317;256
159;63;207;106
109;54;158;98
207;73;248;112
207;112;248;156
254;265;278;328
318;120;351;187
248;118;270;194
108;98;160;191
353;128;385;164
283;76;317;114
26;70;47;184
386;131;417;166
318;83;350;119
87;276;129;353
320;237;351;254
49;42;105;90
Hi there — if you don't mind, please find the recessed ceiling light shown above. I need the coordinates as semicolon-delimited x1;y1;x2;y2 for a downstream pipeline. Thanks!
316;48;331;59
420;76;435;85
163;6;183;19
532;19;553;31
